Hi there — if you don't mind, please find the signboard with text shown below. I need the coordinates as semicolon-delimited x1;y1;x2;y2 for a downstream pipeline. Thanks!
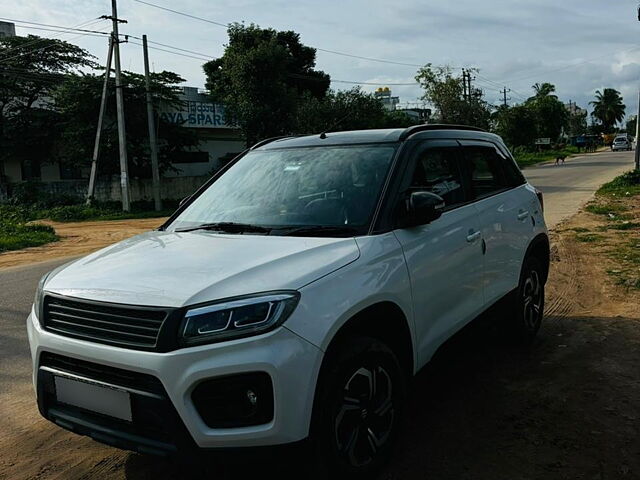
160;101;232;129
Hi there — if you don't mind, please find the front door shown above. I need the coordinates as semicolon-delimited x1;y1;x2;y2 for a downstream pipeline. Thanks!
393;140;485;366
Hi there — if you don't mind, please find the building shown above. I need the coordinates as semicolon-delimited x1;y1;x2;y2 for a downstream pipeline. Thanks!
0;21;16;38
1;86;244;184
565;102;587;117
374;87;400;111
158;87;244;177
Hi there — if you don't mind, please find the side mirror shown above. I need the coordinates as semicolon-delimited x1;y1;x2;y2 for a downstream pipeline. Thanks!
402;191;446;227
179;195;192;207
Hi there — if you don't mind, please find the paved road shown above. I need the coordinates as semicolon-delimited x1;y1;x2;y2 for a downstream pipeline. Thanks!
0;149;635;478
523;150;635;228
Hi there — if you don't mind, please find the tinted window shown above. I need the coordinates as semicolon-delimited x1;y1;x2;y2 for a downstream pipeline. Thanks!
462;146;511;199
169;144;397;231
410;148;465;207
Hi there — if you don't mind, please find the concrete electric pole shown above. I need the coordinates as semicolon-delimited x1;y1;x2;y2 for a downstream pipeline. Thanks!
86;36;114;204
110;0;131;211
636;5;640;170
501;87;511;107
142;34;162;211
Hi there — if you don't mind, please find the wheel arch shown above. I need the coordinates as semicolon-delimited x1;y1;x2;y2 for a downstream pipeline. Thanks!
525;233;550;283
309;301;414;436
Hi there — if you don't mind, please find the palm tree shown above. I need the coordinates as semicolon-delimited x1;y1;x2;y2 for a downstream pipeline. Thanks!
531;82;557;99
590;88;626;132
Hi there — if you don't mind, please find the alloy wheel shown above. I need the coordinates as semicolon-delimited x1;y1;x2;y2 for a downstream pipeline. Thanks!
522;269;543;330
334;365;395;467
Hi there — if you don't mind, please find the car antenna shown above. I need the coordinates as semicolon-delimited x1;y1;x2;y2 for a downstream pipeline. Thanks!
319;108;352;139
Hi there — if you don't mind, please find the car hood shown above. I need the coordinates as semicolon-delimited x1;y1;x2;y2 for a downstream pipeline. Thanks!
45;231;360;307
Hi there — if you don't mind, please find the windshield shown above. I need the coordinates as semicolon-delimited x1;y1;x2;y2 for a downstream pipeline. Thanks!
167;144;398;235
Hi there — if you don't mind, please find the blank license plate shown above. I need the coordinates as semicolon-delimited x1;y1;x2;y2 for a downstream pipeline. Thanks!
54;376;132;422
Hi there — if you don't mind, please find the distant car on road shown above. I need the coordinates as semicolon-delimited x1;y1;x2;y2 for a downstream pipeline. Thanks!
612;135;632;151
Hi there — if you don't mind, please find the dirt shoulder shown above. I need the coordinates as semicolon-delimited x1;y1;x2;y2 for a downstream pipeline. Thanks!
1;205;638;479
0;217;167;270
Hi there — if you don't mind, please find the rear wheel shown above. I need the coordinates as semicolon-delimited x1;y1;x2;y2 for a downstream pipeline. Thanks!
313;336;405;478
509;256;545;344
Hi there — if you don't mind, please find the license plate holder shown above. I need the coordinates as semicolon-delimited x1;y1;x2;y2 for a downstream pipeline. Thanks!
54;375;132;422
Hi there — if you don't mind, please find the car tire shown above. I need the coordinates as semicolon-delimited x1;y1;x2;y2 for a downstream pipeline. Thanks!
313;336;405;478
509;256;545;344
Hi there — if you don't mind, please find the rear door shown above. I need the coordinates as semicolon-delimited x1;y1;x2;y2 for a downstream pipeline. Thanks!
459;140;533;305
393;140;485;364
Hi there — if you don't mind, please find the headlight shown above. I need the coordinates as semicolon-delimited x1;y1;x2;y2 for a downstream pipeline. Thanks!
179;292;300;346
34;272;51;325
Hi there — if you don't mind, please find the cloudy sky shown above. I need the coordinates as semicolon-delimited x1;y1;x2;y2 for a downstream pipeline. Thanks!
4;0;640;119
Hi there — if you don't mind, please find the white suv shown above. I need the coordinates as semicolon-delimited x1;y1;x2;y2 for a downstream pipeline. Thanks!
28;125;549;476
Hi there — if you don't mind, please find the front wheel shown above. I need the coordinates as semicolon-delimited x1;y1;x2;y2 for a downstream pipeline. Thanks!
509;256;545;344
313;336;405;478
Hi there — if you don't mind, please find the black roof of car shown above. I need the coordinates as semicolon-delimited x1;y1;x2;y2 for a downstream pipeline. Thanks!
254;124;502;150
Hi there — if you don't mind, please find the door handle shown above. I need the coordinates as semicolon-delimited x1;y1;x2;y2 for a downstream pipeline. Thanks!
517;210;529;221
466;230;481;242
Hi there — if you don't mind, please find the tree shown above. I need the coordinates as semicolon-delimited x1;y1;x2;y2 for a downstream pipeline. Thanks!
567;110;588;137
525;82;568;141
204;23;330;145
53;70;199;178
415;64;492;129
528;82;557;101
294;87;418;134
626;116;637;136
0;35;96;178
492;104;538;147
590;88;626;132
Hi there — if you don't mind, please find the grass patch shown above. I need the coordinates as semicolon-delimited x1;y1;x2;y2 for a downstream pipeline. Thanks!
606;238;640;290
575;233;603;243
513;146;580;169
570;227;591;233
585;203;629;215
597;170;640;197
0;221;58;253
607;222;640;231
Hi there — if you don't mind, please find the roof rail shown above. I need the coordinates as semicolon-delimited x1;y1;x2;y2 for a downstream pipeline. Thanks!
399;124;486;140
249;136;294;150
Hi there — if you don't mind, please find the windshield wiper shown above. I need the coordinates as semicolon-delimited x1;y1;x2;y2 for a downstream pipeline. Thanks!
175;222;271;234
277;225;360;237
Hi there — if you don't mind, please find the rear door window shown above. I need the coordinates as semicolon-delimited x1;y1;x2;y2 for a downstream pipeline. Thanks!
461;146;514;200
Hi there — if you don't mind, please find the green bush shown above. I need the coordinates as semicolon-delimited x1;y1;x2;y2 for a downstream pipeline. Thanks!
8;181;81;208
0;220;58;253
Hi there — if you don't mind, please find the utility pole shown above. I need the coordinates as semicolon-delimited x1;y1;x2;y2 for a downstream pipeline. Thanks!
110;0;131;211
462;69;467;101
142;35;162;211
86;36;114;205
635;90;640;170
636;5;640;170
501;87;511;107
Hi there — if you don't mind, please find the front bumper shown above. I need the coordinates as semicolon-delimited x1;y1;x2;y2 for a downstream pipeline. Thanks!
27;310;323;452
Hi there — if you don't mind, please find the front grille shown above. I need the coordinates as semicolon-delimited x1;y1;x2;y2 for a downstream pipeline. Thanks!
40;352;165;395
43;295;169;349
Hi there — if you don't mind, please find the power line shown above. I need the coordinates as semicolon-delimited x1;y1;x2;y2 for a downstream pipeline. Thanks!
126;40;211;61
7;24;111;37
131;0;457;71
132;0;228;27
0;17;111;36
0;19;108;63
